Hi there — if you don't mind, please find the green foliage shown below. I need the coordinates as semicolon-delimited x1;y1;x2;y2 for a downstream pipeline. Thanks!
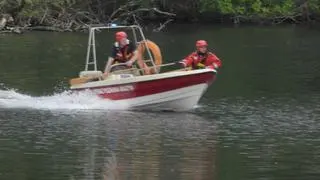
0;0;24;13
308;0;320;12
200;0;297;15
0;0;320;27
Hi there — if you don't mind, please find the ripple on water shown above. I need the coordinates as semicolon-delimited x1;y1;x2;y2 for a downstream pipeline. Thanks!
0;91;319;179
200;94;320;179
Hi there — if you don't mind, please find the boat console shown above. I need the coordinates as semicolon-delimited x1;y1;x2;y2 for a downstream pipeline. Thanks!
79;70;103;78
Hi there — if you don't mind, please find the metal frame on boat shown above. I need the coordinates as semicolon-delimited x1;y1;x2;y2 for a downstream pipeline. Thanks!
69;24;218;111
84;24;160;74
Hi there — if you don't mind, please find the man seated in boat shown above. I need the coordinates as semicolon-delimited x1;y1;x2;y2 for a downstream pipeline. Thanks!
103;31;139;75
178;40;222;70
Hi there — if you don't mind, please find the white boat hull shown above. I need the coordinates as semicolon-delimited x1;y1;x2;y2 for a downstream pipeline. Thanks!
118;83;208;111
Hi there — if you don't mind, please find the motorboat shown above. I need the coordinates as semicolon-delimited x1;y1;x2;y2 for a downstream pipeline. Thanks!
69;24;218;111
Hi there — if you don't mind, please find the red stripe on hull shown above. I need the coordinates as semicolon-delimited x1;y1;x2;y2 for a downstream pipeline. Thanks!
73;72;216;100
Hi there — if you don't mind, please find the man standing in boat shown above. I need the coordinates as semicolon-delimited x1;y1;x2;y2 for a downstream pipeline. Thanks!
104;31;139;74
178;40;222;70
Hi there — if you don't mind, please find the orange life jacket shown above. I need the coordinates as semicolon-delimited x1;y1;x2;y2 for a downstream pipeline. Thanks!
113;40;134;63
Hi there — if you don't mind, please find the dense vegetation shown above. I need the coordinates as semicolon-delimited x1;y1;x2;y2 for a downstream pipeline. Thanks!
0;0;319;32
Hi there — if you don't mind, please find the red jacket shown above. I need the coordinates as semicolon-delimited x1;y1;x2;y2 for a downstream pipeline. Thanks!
181;51;222;70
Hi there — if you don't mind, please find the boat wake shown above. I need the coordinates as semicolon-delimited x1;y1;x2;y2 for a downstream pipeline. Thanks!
0;88;129;110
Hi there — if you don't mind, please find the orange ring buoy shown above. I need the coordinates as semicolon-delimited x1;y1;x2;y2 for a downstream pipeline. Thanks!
137;40;162;74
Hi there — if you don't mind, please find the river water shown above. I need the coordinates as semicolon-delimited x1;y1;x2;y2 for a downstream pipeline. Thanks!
0;24;320;180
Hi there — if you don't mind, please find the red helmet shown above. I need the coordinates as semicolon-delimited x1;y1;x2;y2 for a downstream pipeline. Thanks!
196;40;208;47
115;31;127;41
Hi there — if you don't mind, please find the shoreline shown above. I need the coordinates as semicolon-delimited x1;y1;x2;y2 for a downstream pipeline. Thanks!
1;21;319;34
1;14;319;34
1;0;319;34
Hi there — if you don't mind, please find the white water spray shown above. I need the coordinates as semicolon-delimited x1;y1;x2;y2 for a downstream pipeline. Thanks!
0;88;129;110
